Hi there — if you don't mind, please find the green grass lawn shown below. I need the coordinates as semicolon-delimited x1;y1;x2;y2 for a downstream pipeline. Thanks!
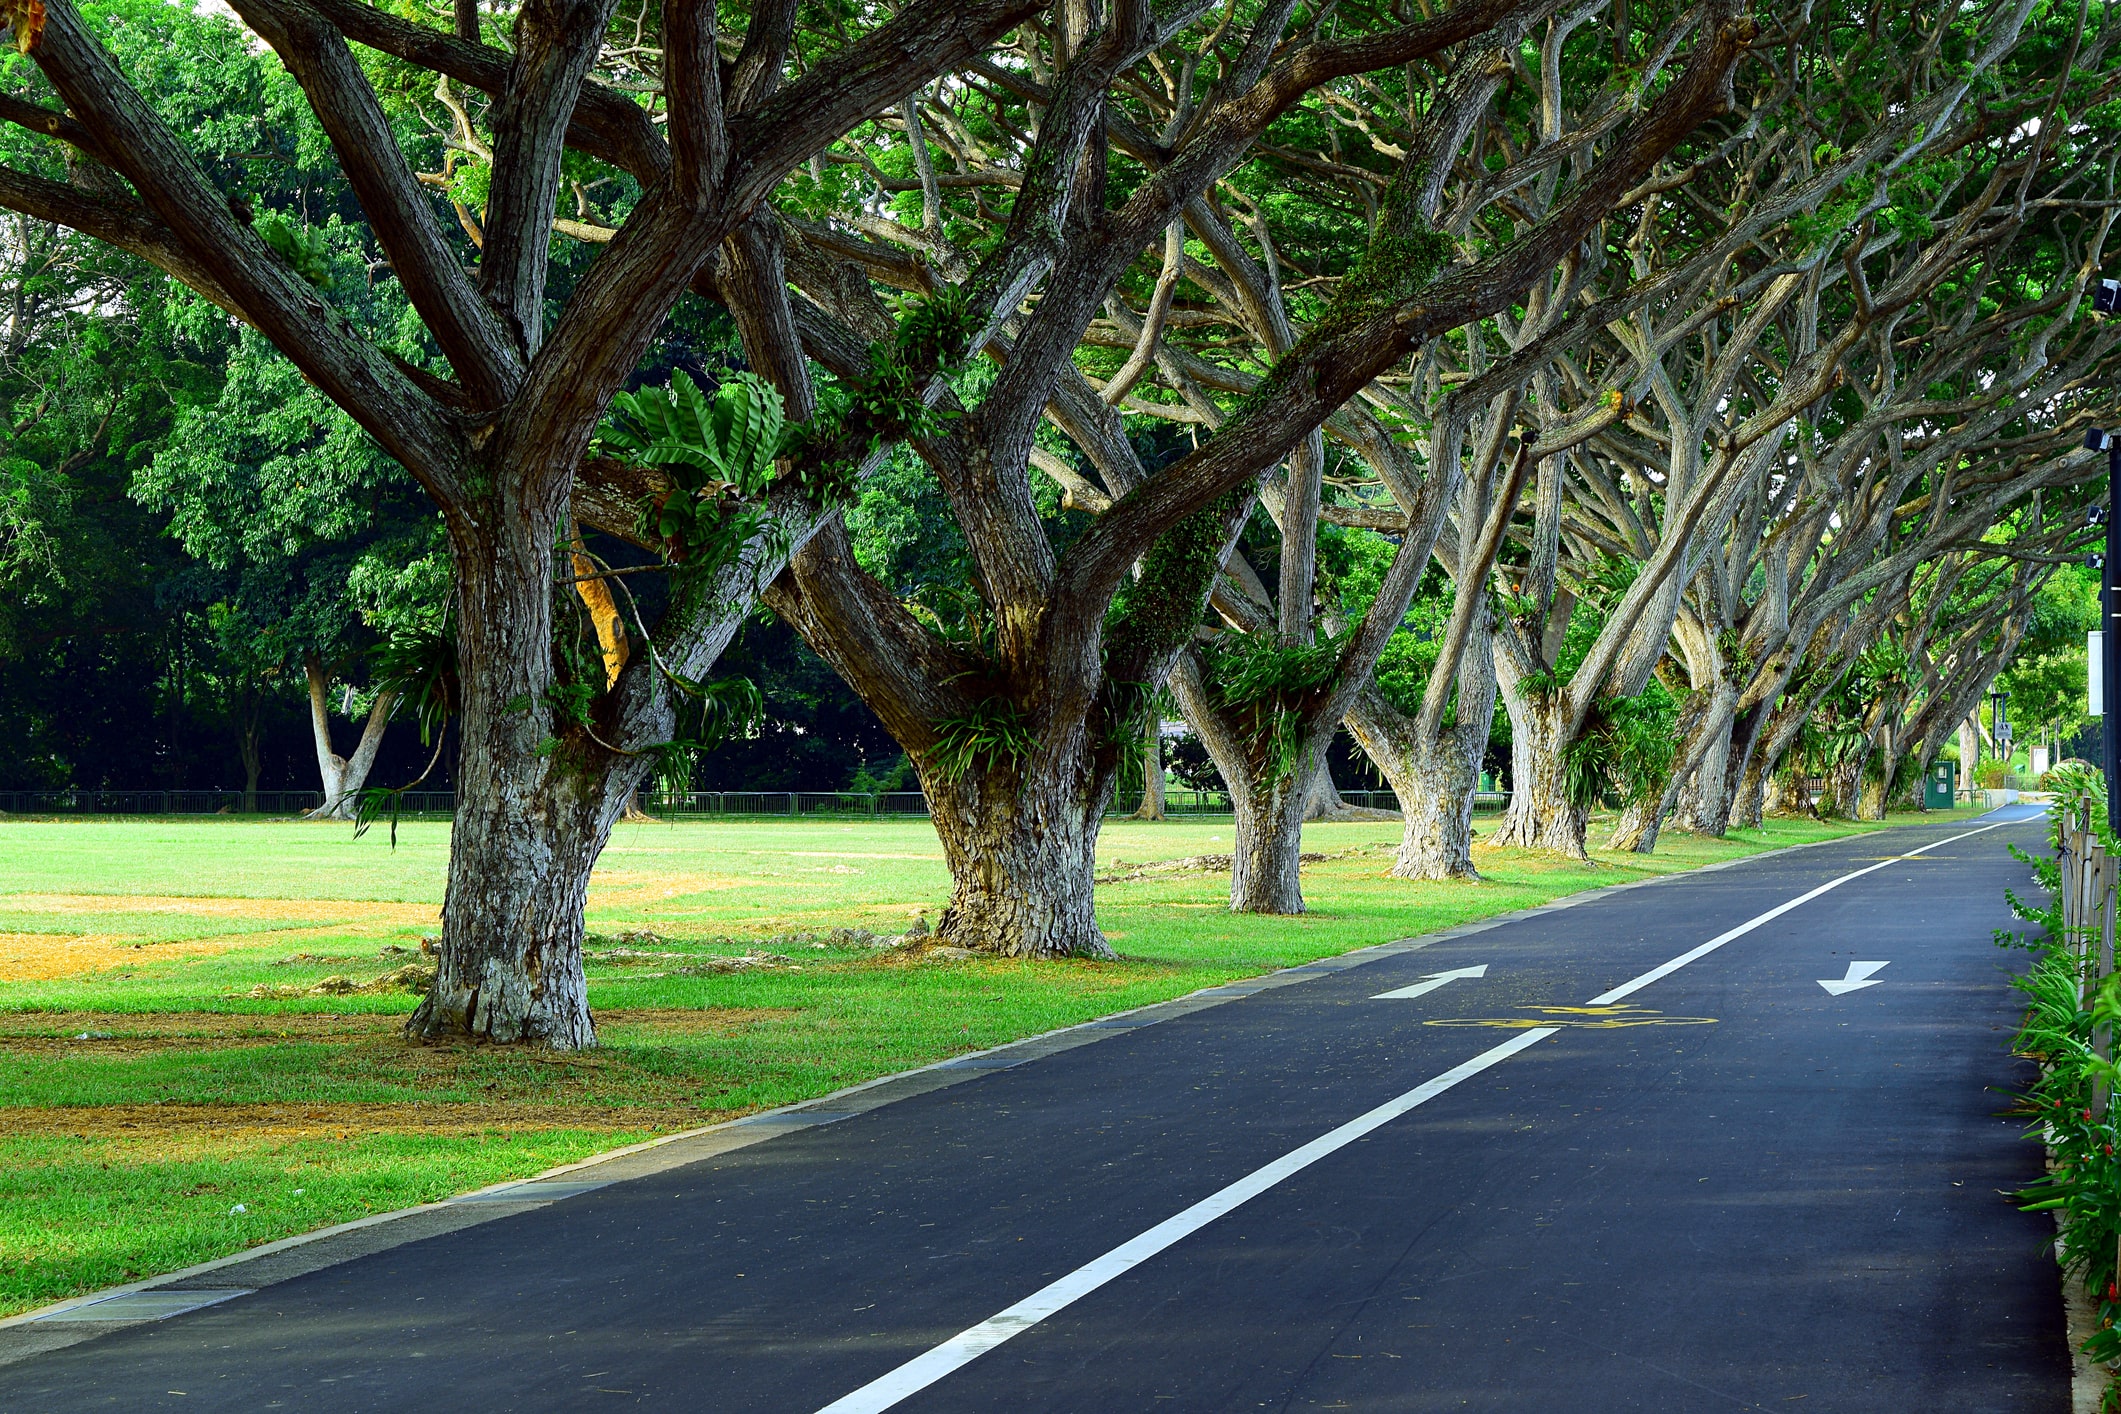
0;805;1982;1315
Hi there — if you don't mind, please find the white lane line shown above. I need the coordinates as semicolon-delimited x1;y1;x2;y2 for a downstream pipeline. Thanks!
1585;819;2010;1006
812;816;2021;1414
811;1027;1559;1414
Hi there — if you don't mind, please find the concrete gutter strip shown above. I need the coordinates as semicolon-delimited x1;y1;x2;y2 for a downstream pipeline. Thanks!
0;820;1945;1366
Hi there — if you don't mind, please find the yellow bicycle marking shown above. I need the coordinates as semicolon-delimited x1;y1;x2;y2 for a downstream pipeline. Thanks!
1424;1004;1717;1030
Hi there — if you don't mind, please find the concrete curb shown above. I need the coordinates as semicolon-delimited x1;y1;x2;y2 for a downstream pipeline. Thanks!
0;814;1998;1367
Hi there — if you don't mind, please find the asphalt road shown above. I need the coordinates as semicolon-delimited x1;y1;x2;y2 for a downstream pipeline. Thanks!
3;811;2068;1412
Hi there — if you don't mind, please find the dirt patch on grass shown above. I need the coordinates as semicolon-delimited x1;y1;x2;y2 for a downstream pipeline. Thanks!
585;871;748;905
0;1011;406;1039
598;1007;802;1034
1;1101;725;1139
0;895;442;982
0;1005;802;1054
0;931;291;984
1;893;438;924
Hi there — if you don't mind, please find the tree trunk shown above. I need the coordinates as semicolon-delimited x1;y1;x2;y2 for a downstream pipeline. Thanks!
1489;692;1589;858
1733;738;1785;828
323;692;397;821
1731;767;1767;830
236;701;263;814
1345;616;1496;881
1607;680;1735;854
1133;709;1166;819
1766;762;1818;818
1170;654;1321;914
1604;795;1663;854
1301;752;1347;821
1822;752;1864;818
302;659;399;821
1347;690;1489;881
304;653;348;815
1702;698;1770;836
1856;755;1896;821
1673;682;1737;837
924;749;1115;957
408;512;607;1049
1231;766;1309;912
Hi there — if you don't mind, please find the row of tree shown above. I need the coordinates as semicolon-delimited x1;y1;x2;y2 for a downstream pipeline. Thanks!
0;0;2111;1047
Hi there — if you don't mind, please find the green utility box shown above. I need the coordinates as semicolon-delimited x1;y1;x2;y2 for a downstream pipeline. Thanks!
1924;759;1957;809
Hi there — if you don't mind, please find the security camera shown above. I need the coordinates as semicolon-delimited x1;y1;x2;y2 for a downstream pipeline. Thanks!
2098;278;2121;314
2090;428;2115;452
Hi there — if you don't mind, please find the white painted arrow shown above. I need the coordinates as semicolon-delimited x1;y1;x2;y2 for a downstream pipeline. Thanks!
1819;960;1889;996
1371;965;1488;1000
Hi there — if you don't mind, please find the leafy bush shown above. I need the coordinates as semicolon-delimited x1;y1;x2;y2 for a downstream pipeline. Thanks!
596;370;788;574
1195;630;1346;786
927;698;1040;786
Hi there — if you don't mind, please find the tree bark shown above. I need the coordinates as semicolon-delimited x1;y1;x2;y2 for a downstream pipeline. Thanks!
235;699;262;813
924;749;1115;957
304;666;397;822
1672;689;1736;837
1346;677;1492;882
1606;680;1734;853
304;652;347;813
1855;743;1898;822
1822;750;1865;819
334;692;396;818
1702;696;1771;836
1766;761;1818;818
1489;690;1588;858
1170;652;1323;914
1133;708;1165;819
1300;752;1346;821
1231;766;1309;913
407;506;607;1048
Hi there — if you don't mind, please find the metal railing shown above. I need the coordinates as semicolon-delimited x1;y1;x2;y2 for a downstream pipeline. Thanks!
0;785;1511;819
0;789;455;817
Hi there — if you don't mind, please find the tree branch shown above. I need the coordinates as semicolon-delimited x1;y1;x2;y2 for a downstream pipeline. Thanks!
230;0;523;406
24;0;462;490
479;0;620;352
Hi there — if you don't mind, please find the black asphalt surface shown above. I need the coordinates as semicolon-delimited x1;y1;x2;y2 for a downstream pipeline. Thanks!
4;812;2069;1412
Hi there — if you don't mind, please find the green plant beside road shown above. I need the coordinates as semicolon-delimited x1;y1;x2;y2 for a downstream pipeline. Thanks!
2003;768;2121;1406
0;810;1965;1317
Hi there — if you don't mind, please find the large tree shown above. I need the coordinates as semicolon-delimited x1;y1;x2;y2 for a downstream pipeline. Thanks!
0;0;1062;1045
747;0;1752;946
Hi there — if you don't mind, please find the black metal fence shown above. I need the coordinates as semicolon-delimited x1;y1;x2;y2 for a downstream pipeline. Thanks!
0;787;1509;819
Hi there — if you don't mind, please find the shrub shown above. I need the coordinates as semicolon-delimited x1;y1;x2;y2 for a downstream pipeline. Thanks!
1974;758;2019;789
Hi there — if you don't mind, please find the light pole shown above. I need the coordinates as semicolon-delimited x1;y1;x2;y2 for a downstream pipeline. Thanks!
1990;686;2011;769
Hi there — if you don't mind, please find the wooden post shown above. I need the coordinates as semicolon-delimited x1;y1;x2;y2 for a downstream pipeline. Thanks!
2063;821;2078;936
2098;850;2117;1120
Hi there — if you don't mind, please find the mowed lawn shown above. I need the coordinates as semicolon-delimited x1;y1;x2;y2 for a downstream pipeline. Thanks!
0;807;1974;1316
